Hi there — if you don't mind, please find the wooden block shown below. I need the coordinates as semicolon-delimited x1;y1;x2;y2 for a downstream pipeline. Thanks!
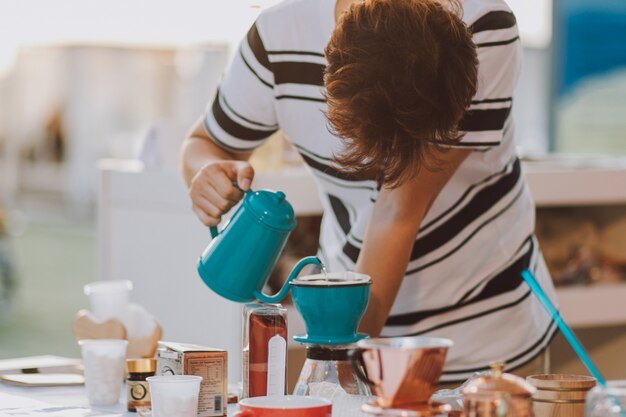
72;309;162;358
127;323;162;359
72;310;127;340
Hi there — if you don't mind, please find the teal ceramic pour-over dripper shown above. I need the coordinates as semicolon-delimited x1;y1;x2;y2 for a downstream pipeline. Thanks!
291;272;371;345
197;188;321;303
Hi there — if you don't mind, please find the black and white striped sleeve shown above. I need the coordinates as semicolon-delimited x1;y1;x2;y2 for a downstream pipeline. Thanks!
454;10;521;149
203;22;279;152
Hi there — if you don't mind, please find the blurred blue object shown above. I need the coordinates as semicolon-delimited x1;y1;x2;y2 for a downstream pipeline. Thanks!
557;0;626;96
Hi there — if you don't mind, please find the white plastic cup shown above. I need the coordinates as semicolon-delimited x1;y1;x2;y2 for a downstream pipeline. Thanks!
78;339;128;406
84;280;133;322
147;375;203;417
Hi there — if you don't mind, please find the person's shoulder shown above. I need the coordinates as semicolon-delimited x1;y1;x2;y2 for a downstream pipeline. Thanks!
257;0;324;25
461;0;516;27
255;0;328;50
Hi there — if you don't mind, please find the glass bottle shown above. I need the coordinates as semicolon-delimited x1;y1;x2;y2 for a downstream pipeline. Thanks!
242;303;288;398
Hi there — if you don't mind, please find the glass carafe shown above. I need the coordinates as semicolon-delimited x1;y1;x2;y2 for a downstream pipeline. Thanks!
294;345;372;397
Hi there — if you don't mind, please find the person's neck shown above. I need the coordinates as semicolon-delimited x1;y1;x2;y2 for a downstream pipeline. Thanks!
334;0;360;22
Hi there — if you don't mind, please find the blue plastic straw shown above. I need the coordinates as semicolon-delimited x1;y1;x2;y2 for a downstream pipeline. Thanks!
525;268;626;417
521;269;607;386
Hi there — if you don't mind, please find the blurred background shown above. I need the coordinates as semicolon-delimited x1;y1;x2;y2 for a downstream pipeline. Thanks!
1;0;626;382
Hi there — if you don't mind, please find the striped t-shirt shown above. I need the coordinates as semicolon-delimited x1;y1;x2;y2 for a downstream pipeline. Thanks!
204;0;557;382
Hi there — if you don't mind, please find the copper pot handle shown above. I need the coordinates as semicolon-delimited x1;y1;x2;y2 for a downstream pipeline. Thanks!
347;348;375;388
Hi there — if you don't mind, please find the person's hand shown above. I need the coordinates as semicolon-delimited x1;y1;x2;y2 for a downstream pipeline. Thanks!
188;161;254;226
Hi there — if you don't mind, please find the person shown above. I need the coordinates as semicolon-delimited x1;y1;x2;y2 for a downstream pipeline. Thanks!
0;210;17;322
180;0;557;384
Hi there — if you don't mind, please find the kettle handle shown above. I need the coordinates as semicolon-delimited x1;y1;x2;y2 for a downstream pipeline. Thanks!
253;256;322;304
209;181;247;239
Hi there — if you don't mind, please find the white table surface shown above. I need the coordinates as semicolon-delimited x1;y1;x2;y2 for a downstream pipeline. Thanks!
0;381;237;416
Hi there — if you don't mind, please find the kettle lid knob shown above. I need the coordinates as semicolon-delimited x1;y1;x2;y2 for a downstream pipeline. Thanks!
244;189;296;231
490;361;505;377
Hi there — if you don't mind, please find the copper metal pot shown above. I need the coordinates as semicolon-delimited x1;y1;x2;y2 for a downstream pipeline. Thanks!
463;362;536;417
349;336;453;408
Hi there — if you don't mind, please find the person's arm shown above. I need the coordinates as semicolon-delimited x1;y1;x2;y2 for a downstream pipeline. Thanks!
180;117;255;227
357;147;471;337
181;117;252;186
180;17;279;226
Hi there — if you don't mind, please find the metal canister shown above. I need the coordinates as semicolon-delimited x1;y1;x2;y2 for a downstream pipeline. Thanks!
463;362;536;417
527;374;597;417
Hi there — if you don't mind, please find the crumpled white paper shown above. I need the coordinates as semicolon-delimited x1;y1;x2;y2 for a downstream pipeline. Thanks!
120;303;157;339
309;381;375;417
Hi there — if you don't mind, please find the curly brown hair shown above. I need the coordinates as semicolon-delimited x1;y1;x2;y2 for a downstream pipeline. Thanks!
325;0;478;187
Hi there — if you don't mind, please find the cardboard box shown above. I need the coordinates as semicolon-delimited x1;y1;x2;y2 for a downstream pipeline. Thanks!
156;342;227;417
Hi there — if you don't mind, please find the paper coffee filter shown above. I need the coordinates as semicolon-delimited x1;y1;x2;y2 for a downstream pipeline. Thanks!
292;272;371;286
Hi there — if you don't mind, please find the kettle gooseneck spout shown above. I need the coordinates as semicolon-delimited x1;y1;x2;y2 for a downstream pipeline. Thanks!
253;256;322;304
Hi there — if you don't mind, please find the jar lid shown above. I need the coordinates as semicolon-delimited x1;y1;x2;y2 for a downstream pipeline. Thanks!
526;374;597;391
243;190;296;231
463;362;536;398
126;358;156;373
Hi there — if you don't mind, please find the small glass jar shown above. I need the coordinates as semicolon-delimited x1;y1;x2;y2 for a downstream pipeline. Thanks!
126;358;156;412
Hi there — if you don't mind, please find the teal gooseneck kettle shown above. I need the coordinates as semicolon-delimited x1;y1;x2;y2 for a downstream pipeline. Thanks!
197;187;321;303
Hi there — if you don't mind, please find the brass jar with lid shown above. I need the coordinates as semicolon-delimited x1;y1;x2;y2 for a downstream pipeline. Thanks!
463;362;536;417
126;358;156;412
